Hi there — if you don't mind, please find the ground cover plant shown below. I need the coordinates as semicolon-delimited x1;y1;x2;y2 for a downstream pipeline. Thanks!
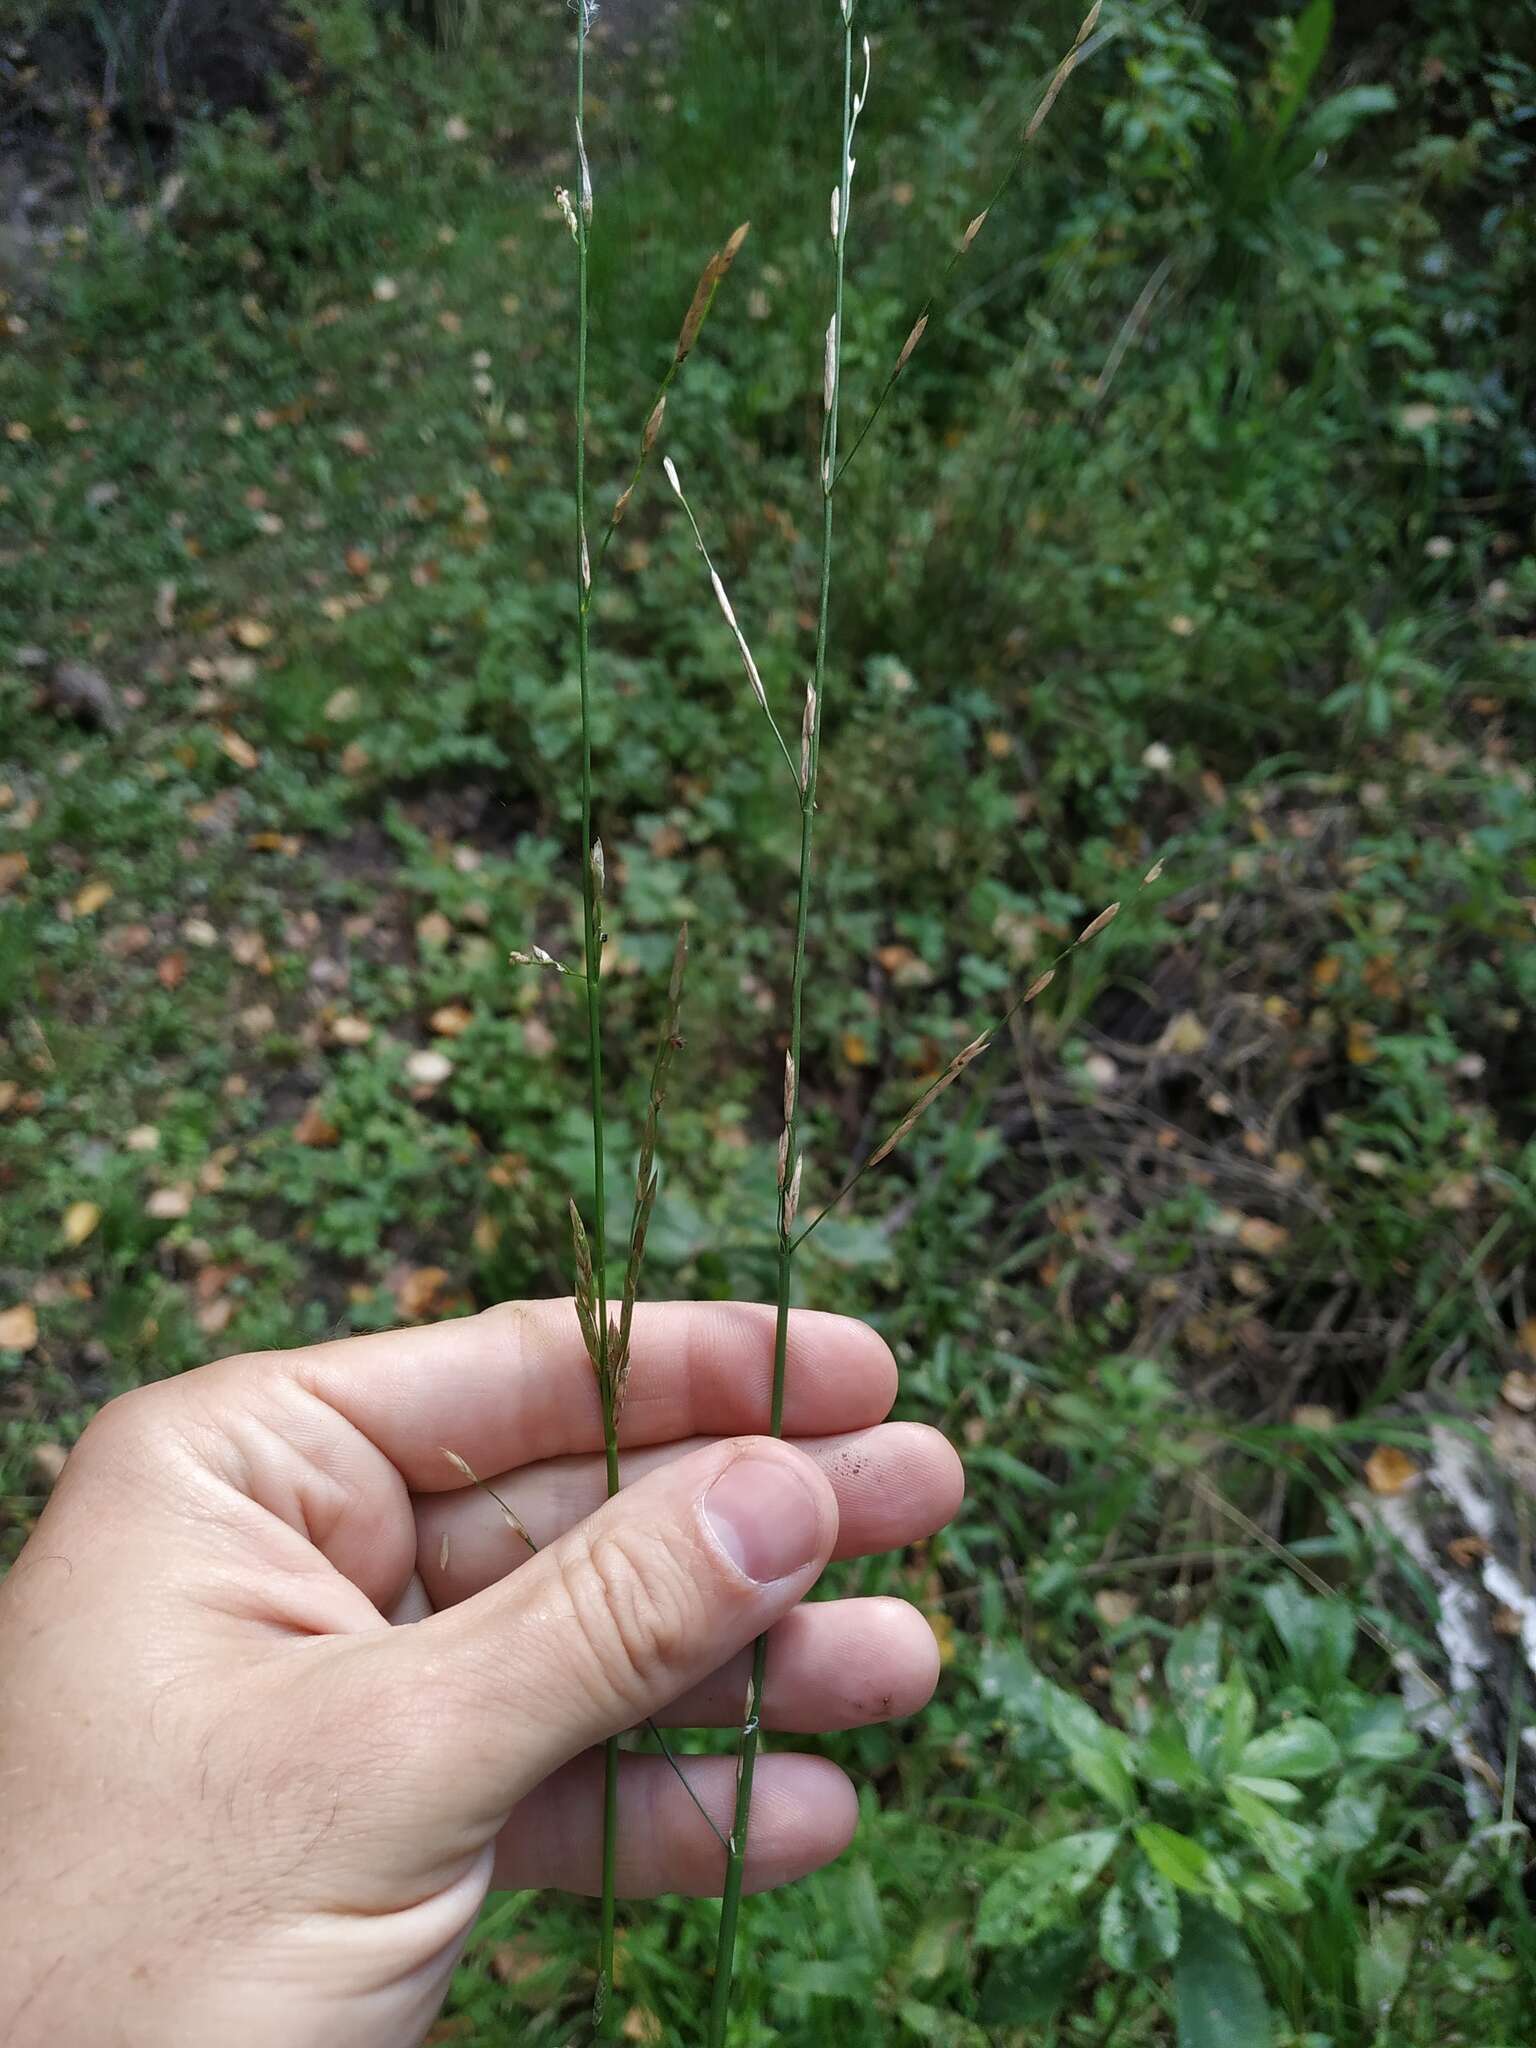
2;0;1536;2040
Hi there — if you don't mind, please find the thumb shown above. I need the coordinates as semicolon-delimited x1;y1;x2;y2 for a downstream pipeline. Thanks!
379;1437;837;1842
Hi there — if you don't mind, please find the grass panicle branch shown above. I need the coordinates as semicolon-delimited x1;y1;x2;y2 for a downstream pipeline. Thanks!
795;867;1163;1248
836;0;1111;483
602;224;751;558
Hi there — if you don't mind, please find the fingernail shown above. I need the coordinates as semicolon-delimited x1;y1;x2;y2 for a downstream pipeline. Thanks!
703;1454;823;1584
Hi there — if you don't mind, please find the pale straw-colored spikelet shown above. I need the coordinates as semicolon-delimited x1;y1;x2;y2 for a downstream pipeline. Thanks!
575;119;593;223
895;312;928;377
961;209;989;253
510;943;573;974
1076;901;1120;944
643;395;667;453
867;1032;992;1170
801;681;817;787
1025;1;1102;142
590;837;605;894
823;318;838;411
777;1127;790;1189
580;528;591;591
783;1051;796;1120
830;187;841;243
1023;966;1056;1003
1145;858;1165;884
664;458;770;711
555;185;579;240
785;1154;804;1230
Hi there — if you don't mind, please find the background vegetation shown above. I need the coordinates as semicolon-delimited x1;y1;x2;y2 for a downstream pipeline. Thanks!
2;0;1534;2039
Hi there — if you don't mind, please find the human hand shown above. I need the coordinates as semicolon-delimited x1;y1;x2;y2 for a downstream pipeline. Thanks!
0;1300;962;2047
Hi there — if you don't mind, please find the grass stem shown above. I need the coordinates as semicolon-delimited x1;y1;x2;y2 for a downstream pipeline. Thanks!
568;8;621;2032
705;10;857;2040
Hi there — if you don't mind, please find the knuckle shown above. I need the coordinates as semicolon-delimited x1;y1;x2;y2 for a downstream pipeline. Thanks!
559;1523;697;1720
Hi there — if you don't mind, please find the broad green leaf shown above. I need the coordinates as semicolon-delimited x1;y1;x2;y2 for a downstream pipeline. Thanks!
1225;1781;1318;1883
978;1929;1093;2025
1217;1665;1258;1778
1134;1823;1217;1898
1267;0;1333;152
1226;1774;1303;1807
1320;1779;1386;1856
976;1831;1120;1949
1261;1583;1356;1689
1100;1855;1180;1973
1141;1718;1206;1793
1167;1617;1223;1718
1357;1915;1415;2016
1174;1905;1274;2048
1239;1717;1341;1782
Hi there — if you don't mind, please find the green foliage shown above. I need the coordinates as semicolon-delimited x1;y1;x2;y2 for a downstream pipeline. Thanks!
2;0;1535;2040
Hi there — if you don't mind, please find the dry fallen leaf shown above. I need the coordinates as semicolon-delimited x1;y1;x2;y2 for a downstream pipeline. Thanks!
1093;1589;1138;1629
73;878;113;916
472;1214;501;1255
1365;1445;1419;1497
145;1186;193;1220
125;1124;160;1152
216;727;260;771
31;1441;68;1488
330;1015;373;1046
0;851;28;894
406;1048;454;1087
429;1002;473;1038
1500;1370;1536;1415
1447;1534;1492;1568
1291;1404;1337;1432
231;618;274;650
0;1302;40;1351
1237;1215;1290;1257
61;1200;101;1248
842;1030;873;1067
157;950;187;990
416;911;453;949
1159;1010;1209;1056
396;1266;449;1319
294;1103;340;1147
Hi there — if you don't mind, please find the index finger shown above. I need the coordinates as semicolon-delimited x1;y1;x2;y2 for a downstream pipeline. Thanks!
265;1298;897;1488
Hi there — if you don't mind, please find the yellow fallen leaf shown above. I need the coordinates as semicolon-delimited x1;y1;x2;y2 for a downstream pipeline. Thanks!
0;850;28;893
429;1002;473;1038
74;878;113;916
0;1302;39;1350
330;1015;373;1046
1365;1445;1419;1497
231;618;274;649
1237;1215;1290;1257
216;727;260;771
61;1200;101;1248
145;1186;193;1220
396;1266;449;1319
842;1030;873;1067
1159;1010;1209;1056
1094;1589;1138;1629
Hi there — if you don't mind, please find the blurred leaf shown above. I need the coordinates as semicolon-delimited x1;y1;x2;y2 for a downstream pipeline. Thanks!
1174;1905;1273;2048
1239;1718;1341;1782
1100;1855;1180;1973
977;1831;1119;1948
978;1929;1093;2025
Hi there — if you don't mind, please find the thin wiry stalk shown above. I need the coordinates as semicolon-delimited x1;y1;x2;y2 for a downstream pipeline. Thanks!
836;1;1111;484
565;4;622;2031
705;9;860;2039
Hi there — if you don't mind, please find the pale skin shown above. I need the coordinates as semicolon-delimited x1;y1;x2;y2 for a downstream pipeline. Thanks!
0;1298;963;2046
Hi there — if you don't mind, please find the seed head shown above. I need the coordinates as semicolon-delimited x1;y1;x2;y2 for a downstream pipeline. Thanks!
642;394;667;454
961;209;989;253
830;187;841;243
785;1155;804;1229
823;317;838;411
554;186;579;240
575;120;593;224
591;838;605;895
895;313;928;377
783;1050;796;1120
1076;902;1120;945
